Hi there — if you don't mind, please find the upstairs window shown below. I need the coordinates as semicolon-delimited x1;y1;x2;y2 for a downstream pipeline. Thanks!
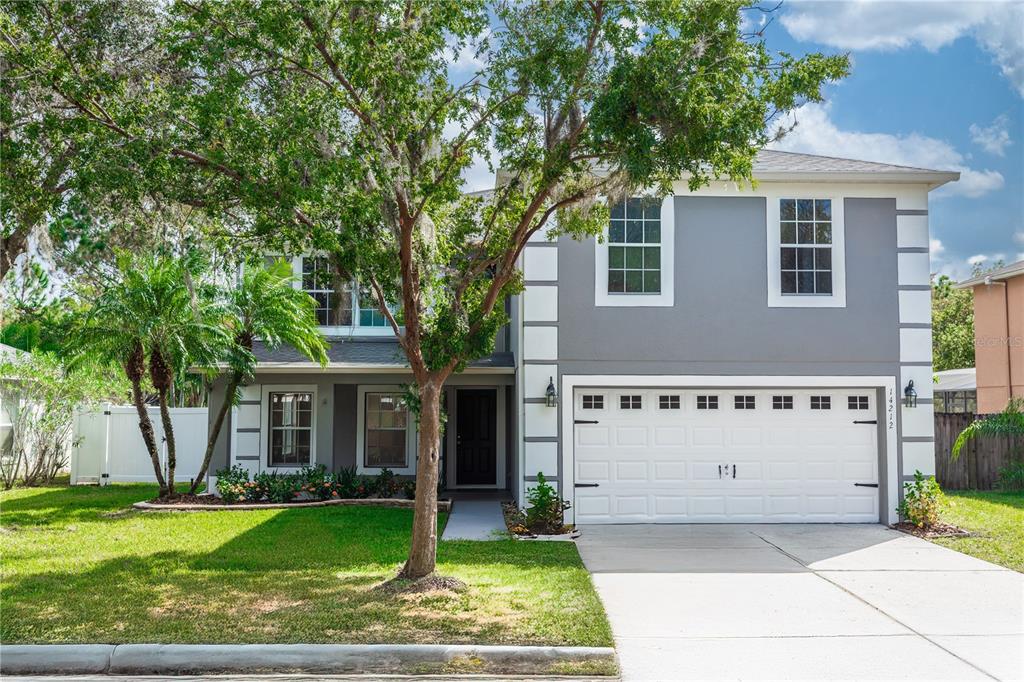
780;199;832;296
299;256;397;329
302;256;352;326
608;198;662;294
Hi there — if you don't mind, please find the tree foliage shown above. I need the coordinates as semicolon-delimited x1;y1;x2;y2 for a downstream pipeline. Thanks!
72;253;231;496
932;274;975;372
952;398;1024;461
4;0;849;577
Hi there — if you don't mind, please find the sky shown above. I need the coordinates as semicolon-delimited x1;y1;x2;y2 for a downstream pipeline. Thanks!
454;0;1024;282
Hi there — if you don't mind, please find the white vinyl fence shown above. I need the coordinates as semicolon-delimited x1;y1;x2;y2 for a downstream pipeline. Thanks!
71;405;209;485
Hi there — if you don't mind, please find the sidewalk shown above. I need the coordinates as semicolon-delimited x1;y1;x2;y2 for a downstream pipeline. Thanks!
442;499;507;540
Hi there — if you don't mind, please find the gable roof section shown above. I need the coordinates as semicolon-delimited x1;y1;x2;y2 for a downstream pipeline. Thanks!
750;150;959;187
955;259;1024;288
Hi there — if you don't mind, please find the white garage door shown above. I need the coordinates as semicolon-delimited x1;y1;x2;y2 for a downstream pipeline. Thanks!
572;388;880;523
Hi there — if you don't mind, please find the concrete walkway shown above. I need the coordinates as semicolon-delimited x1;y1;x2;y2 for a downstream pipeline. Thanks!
441;499;507;540
577;524;1024;682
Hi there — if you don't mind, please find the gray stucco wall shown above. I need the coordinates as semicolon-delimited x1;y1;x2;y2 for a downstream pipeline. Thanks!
206;378;232;474
550;196;905;516
557;196;900;374
212;371;514;487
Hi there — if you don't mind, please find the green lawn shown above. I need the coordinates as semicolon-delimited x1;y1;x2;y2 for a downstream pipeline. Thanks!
0;484;612;646
931;490;1024;572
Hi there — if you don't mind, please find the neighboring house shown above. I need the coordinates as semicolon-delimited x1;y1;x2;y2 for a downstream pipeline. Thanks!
0;343;30;462
206;149;959;526
955;260;1024;414
933;368;977;414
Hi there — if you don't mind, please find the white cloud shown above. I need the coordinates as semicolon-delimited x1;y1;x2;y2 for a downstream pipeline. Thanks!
930;238;946;258
781;1;1024;96
970;114;1014;156
771;103;1004;198
1014;231;1024;246
967;254;989;266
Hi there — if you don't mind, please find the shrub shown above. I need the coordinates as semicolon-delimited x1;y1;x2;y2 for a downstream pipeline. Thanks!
214;465;250;503
369;468;400;498
897;470;944;528
333;465;360;498
997;460;1024;492
402;479;416;500
525;472;570;533
299;464;335;500
254;471;301;503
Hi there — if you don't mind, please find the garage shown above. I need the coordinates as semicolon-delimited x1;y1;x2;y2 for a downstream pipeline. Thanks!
571;388;881;523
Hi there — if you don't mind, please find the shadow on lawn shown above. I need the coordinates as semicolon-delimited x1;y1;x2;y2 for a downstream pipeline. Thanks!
2;504;590;644
0;484;159;527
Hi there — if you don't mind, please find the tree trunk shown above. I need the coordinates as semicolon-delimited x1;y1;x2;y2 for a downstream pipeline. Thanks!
130;374;168;495
190;372;241;494
399;379;444;580
0;228;30;282
157;385;177;496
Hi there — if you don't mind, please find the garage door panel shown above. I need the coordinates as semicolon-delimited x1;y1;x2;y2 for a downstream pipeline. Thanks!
577;426;609;446
691;427;724;446
692;461;725;480
653;426;686;446
615;426;647;447
767;461;801;481
577;460;610;481
730;428;762;447
690;496;726;516
573;387;880;524
615;461;648;481
653;460;687;481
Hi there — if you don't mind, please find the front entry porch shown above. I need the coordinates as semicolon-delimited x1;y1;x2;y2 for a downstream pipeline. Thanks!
444;386;509;491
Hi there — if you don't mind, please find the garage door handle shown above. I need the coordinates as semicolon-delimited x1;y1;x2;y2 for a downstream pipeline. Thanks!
574;419;599;425
853;420;877;424
854;483;879;488
575;483;600;488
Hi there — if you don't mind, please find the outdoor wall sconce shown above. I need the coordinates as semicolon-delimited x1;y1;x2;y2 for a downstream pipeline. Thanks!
545;377;558;407
904;380;918;408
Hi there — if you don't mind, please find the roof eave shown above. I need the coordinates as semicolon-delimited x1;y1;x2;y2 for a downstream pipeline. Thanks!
198;362;516;374
752;170;961;188
955;260;1024;288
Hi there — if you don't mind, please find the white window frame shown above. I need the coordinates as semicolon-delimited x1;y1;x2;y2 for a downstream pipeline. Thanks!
356;385;417;475
594;195;675;307
290;255;400;336
766;191;846;308
260;384;317;471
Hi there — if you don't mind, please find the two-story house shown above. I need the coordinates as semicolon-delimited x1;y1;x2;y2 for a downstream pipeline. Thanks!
205;149;958;526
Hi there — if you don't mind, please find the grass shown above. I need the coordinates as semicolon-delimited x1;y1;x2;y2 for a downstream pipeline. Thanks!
930;490;1024;572
0;483;612;646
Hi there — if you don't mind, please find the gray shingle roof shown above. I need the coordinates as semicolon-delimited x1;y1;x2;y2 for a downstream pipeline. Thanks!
254;338;513;369
753;149;951;175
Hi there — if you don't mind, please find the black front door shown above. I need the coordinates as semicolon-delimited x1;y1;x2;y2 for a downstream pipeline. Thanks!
455;389;497;486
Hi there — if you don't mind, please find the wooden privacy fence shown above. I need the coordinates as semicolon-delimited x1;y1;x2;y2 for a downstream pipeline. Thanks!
934;411;1024;490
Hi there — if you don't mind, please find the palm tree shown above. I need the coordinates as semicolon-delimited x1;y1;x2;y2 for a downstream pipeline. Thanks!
75;254;230;497
189;259;328;493
952;398;1024;460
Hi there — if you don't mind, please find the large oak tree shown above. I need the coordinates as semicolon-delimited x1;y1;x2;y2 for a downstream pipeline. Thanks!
3;0;847;579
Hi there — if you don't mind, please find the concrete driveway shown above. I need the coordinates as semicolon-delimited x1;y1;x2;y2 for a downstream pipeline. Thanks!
577;524;1024;681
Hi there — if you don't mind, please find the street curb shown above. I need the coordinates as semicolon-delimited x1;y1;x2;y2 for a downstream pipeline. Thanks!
0;643;617;676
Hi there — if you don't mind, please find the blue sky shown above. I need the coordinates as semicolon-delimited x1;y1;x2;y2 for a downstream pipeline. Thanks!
454;1;1023;281
760;0;1023;280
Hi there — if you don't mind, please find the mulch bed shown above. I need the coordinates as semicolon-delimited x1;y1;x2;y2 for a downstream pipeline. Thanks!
501;501;574;538
135;496;451;512
892;521;974;538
